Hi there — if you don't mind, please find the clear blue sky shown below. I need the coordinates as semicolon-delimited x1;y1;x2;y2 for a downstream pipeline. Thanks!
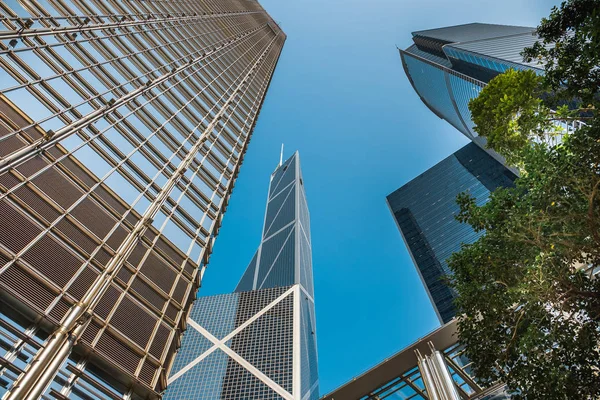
200;0;560;395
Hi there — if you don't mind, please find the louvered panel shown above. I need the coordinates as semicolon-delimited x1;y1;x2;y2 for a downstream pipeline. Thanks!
95;331;142;375
139;359;157;386
67;267;99;300
81;320;102;344
21;234;82;288
57;158;97;188
14;156;46;179
48;297;72;324
0;172;20;190
0;264;56;313
31;167;83;209
109;296;156;349
126;242;148;268
172;278;190;305
94;285;121;321
94;247;112;267
154;237;185;267
93;186;129;216
130;277;168;311
0;201;43;254
106;225;129;250
149;323;171;359
54;218;98;254
12;185;61;223
183;260;196;278
70;197;116;239
0;134;26;158
165;302;179;322
116;266;134;285
139;251;176;293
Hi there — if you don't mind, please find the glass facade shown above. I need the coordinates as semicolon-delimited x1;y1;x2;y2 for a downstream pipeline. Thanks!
321;320;510;400
0;0;285;398
164;152;319;400
387;143;516;323
400;23;543;164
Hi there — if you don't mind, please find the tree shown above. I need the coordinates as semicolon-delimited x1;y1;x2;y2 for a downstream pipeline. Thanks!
448;1;600;398
522;0;600;106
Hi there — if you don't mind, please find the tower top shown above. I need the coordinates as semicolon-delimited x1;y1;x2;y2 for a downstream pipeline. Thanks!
279;143;284;167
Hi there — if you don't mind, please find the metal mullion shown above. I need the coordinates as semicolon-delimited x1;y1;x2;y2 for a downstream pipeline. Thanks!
0;5;259;42
0;200;86;299
89;0;184;79
0;26;273;283
99;112;214;214
7;178;120;281
192;70;248;127
0;25;269;171
77;23;268;142
14;0;54;25
148;37;280;376
0;319;41;384
63;362;128;400
0;49;67;118
94;35;280;382
196;54;255;117
121;1;206;65
444;354;482;394
0;15;256;96
79;31;260;205
208;123;241;156
0;3;20;30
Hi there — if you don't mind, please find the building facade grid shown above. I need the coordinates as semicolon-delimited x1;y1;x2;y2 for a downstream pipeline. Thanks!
0;0;285;398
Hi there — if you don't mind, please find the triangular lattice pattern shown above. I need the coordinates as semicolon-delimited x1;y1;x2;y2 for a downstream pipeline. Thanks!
166;152;318;399
165;287;295;400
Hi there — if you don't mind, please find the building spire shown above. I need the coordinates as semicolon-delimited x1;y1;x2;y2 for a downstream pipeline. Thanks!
279;143;284;167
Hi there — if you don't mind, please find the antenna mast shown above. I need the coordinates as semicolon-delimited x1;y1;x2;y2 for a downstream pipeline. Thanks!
279;143;284;167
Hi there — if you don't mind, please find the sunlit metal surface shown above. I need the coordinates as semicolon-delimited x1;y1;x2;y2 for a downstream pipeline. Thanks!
0;0;285;398
320;320;508;400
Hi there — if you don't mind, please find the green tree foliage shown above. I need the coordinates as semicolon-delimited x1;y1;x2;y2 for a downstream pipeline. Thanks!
450;121;600;399
469;69;550;165
522;0;600;105
449;1;600;398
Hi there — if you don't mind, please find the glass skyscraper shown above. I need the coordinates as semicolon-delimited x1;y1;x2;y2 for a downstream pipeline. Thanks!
400;23;542;163
387;143;516;324
0;1;284;399
164;152;318;400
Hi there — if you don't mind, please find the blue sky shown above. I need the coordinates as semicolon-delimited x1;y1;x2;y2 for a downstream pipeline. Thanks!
200;0;560;395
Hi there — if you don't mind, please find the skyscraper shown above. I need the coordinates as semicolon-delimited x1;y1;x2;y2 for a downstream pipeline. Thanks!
320;319;508;400
164;151;318;400
400;23;542;163
386;143;516;323
0;1;284;399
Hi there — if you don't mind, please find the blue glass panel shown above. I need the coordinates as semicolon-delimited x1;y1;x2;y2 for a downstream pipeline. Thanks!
386;143;516;323
300;297;319;399
264;188;296;238
164;350;230;400
258;230;296;289
235;250;259;292
448;73;483;135
402;54;469;136
189;293;239;340
269;156;296;199
169;326;214;377
264;182;295;234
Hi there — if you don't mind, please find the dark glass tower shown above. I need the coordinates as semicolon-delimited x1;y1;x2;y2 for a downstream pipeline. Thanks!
164;152;318;400
387;143;516;323
400;23;542;164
